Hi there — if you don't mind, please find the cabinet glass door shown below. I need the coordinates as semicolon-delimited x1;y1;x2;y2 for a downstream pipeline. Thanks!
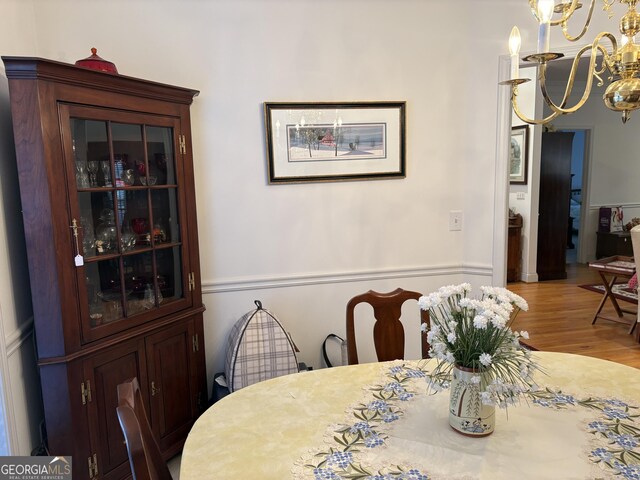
62;106;191;341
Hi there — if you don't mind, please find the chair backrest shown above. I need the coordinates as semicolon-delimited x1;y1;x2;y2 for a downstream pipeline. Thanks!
116;378;172;480
631;225;640;270
346;288;429;365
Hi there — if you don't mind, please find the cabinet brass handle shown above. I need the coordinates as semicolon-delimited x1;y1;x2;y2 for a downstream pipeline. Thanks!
151;381;160;396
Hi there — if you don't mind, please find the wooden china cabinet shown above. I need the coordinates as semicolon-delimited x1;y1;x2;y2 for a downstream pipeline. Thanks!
2;57;206;480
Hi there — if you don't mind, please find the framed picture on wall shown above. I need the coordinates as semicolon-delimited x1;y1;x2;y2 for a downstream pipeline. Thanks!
510;125;529;185
264;101;406;183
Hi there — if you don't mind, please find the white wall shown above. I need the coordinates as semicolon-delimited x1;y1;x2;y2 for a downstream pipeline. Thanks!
0;0;44;456
0;0;548;453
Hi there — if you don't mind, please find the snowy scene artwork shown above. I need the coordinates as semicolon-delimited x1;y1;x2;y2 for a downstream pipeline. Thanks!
510;125;529;185
288;123;386;162
264;102;405;183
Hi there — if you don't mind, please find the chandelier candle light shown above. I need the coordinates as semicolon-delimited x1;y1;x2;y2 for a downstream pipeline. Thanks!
419;284;540;436
501;0;640;124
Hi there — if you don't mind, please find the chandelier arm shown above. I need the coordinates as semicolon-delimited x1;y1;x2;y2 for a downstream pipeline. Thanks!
528;0;538;19
593;31;617;78
595;41;616;83
553;0;582;25
538;73;579;114
538;36;614;115
529;0;582;26
537;48;592;114
593;32;618;75
560;0;597;41
511;86;561;125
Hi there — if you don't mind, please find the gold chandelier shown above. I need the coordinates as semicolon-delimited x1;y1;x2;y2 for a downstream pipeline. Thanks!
501;0;640;124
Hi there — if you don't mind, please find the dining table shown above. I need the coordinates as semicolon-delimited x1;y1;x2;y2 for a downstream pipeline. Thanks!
180;352;640;479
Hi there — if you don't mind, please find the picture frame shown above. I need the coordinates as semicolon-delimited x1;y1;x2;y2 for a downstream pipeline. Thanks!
510;125;529;185
264;101;406;184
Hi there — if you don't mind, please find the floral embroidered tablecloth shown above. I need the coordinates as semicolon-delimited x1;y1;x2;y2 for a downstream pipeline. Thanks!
180;352;640;480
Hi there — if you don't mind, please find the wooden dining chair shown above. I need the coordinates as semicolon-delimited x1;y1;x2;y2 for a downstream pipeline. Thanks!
116;377;173;480
346;288;430;365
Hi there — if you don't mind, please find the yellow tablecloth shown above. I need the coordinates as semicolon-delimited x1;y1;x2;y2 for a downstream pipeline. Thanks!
180;352;640;479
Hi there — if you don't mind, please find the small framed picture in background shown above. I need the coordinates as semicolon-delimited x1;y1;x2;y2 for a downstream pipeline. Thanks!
510;125;529;185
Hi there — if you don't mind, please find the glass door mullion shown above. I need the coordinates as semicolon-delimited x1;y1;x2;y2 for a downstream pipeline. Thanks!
142;124;161;308
106;120;114;187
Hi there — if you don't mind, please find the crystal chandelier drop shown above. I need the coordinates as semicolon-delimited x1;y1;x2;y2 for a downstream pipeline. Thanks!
501;0;640;124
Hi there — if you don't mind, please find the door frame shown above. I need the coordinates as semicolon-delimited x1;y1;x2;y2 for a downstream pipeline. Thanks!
493;54;513;286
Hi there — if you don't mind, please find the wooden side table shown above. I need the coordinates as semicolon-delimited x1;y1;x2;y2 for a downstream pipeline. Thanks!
588;255;637;334
507;214;523;282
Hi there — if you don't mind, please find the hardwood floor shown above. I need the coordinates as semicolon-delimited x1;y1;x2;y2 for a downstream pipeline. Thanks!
507;263;640;369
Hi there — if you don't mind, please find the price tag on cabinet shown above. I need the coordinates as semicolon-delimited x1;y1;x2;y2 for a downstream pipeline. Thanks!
74;254;84;267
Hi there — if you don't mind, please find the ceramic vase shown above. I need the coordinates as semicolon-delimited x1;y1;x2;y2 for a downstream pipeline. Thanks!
449;365;495;436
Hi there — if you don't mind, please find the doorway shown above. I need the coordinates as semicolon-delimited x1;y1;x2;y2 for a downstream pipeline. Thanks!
563;129;589;268
496;47;601;286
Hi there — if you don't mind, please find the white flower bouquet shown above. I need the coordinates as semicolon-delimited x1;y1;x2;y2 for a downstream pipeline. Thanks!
418;283;540;408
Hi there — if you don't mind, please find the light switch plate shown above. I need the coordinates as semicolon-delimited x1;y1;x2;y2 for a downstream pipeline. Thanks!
449;210;463;231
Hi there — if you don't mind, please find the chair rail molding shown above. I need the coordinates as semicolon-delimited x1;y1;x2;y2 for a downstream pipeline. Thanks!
202;263;494;294
588;203;640;210
5;318;33;357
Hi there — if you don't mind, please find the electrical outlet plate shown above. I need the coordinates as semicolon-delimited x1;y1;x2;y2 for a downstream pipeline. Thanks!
449;211;462;231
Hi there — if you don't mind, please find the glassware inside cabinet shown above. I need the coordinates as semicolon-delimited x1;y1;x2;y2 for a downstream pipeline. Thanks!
121;168;135;186
96;209;118;254
122;189;151;247
78;193;97;258
156;247;183;303
120;223;137;252
80;218;96;258
151;189;180;243
86;160;99;187
111;122;144;186
72;119;108;188
101;160;112;187
75;160;90;189
123;252;155;315
85;259;123;326
146;126;176;185
72;136;89;189
78;191;118;256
